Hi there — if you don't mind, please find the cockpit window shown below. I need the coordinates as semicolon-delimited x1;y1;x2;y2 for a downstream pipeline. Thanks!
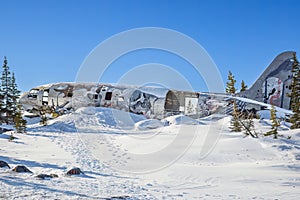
28;89;39;98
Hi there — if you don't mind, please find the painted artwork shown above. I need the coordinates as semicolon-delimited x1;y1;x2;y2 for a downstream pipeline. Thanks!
184;97;198;115
262;77;283;107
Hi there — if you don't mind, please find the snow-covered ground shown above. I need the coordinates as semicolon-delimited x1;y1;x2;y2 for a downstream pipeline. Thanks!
0;107;299;199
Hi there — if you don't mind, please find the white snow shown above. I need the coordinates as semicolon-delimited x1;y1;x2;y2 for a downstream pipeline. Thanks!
0;107;299;199
234;96;293;117
135;119;164;130
162;114;204;125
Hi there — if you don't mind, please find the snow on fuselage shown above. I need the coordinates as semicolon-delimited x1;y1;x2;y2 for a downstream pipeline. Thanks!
20;83;230;119
19;82;292;120
20;83;165;118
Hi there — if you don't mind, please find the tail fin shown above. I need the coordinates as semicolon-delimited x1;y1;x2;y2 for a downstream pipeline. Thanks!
239;51;295;109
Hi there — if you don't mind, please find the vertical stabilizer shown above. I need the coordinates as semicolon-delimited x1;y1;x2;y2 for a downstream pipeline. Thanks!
239;51;295;109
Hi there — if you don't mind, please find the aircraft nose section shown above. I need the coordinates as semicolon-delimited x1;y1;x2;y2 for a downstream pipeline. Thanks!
19;92;28;104
19;92;33;111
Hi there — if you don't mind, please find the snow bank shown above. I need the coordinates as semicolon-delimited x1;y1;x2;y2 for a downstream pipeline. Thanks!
162;115;203;125
258;109;289;120
29;107;147;132
135;119;164;130
76;107;146;130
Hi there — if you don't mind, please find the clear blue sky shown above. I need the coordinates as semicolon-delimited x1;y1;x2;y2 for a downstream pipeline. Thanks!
0;0;299;92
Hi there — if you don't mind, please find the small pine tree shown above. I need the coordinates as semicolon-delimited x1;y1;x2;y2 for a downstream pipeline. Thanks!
226;71;236;95
14;104;27;133
230;101;242;132
39;106;48;126
289;53;300;129
242;113;257;138
265;105;279;139
240;80;248;92
40;114;47;126
9;132;16;142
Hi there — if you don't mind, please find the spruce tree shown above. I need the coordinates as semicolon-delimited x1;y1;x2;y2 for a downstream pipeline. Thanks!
10;73;20;118
9;132;16;142
226;71;236;95
39;106;48;126
14;104;27;133
240;80;248;92
230;101;242;132
289;53;300;129
0;56;12;123
0;57;22;124
40;114;47;126
265;105;279;139
227;71;241;131
242;113;257;137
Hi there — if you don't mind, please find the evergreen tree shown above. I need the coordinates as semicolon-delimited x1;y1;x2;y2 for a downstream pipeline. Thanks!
289;53;300;129
240;80;248;92
14;104;27;133
242;113;258;138
229;101;242;132
9;132;16;142
10;73;20;118
40;114;47;126
0;57;13;123
0;58;21;124
39;106;48;126
265;105;279;139
226;71;236;95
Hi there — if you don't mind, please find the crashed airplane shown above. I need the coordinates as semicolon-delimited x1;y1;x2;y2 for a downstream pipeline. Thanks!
19;51;295;119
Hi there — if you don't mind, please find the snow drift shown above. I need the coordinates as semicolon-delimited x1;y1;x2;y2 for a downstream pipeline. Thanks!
28;107;147;132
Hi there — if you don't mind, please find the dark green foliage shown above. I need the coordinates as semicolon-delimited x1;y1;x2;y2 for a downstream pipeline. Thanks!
0;57;21;124
264;105;279;139
0;56;12;123
226;71;236;95
10;73;20;117
14;104;27;133
289;53;300;129
240;80;248;92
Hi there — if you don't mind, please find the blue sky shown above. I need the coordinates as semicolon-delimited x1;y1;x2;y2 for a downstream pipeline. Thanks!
0;0;299;92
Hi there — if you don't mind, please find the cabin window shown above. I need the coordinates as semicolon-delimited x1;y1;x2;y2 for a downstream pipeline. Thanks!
105;92;112;100
42;90;49;105
28;89;39;98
